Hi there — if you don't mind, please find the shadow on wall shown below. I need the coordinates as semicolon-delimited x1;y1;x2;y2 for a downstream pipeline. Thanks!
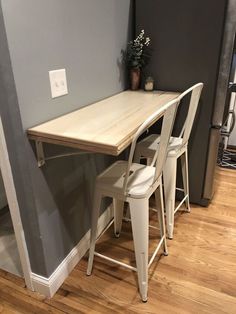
27;141;116;276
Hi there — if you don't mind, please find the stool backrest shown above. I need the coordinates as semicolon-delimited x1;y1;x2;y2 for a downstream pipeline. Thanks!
123;97;179;193
179;83;204;146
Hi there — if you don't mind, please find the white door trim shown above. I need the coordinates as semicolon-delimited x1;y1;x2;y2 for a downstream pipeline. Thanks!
0;116;33;290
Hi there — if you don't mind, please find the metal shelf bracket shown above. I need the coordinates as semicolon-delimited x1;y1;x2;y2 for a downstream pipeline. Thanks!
34;141;96;168
35;141;45;167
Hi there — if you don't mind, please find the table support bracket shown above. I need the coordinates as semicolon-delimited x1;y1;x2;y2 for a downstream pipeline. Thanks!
35;141;95;168
36;141;45;167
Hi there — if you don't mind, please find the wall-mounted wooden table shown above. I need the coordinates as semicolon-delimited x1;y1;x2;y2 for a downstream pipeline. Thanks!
27;90;180;157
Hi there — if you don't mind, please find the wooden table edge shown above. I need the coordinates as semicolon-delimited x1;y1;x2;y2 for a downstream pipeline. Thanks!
28;134;123;156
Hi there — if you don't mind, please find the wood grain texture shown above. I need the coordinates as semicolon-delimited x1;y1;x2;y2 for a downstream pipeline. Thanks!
27;91;179;155
0;167;235;313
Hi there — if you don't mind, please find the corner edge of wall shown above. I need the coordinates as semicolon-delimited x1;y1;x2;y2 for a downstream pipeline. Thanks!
30;205;113;298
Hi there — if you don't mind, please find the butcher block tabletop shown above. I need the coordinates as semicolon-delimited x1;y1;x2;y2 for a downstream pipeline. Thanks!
27;90;180;156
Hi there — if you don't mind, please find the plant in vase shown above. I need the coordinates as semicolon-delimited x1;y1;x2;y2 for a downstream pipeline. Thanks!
124;30;151;90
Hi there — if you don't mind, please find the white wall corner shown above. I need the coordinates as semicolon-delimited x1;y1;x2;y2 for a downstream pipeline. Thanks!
31;205;113;298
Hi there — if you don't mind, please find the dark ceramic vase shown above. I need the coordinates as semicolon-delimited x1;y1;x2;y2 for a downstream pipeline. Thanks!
130;68;141;90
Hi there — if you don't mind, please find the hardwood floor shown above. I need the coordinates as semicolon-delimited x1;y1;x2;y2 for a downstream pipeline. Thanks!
0;167;235;313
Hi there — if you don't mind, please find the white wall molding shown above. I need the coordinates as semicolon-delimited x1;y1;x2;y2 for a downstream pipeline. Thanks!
0;117;33;289
31;206;113;298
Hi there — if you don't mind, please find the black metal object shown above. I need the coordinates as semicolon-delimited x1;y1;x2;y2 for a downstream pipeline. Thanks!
221;82;236;138
229;82;236;92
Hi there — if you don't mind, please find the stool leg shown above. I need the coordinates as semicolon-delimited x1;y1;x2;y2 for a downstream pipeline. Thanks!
123;204;130;222
113;199;124;237
163;156;177;239
87;190;102;276
155;180;168;255
129;198;149;302
181;150;190;212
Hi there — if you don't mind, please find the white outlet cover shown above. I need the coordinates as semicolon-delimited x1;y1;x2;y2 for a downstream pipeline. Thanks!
49;69;68;98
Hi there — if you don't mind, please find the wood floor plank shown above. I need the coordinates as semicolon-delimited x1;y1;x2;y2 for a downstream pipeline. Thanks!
0;276;65;313
0;297;24;314
0;166;235;313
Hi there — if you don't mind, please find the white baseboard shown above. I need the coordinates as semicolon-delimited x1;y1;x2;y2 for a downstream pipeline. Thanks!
31;206;113;298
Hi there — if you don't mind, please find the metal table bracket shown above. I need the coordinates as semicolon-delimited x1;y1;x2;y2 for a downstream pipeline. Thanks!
36;141;45;167
35;141;95;168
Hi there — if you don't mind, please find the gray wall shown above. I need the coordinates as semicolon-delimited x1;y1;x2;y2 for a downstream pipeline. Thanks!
0;5;47;275
1;0;132;277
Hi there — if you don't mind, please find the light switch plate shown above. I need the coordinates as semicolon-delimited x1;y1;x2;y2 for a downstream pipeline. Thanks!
49;69;68;98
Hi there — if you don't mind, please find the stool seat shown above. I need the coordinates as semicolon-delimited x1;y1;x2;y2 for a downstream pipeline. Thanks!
137;134;183;158
96;160;157;199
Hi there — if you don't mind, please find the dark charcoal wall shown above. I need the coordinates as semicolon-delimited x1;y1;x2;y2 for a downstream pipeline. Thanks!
135;0;227;204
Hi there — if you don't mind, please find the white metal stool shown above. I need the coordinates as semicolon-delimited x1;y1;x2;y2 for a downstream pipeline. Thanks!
135;83;203;239
86;97;179;302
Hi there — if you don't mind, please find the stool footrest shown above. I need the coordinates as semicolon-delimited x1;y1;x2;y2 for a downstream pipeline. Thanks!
174;194;189;214
94;252;137;272
148;235;165;268
122;217;160;230
150;208;158;212
94;235;165;272
176;187;184;192
97;218;114;241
